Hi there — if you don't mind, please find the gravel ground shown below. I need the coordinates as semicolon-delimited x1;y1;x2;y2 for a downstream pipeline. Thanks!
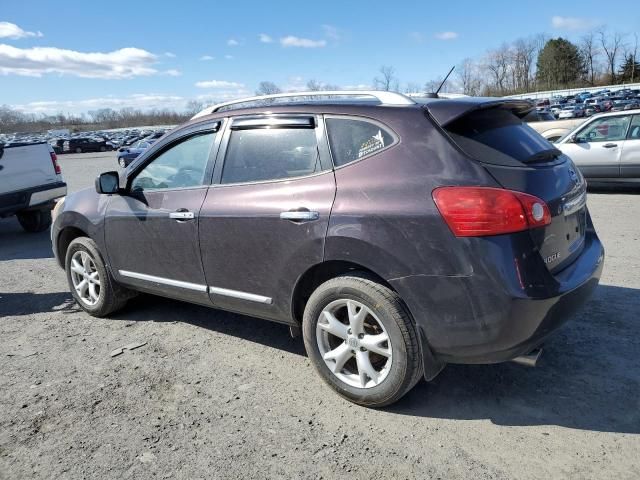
1;152;639;479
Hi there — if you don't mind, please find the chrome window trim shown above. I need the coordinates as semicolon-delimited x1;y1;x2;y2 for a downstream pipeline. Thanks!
118;270;208;292
209;286;273;305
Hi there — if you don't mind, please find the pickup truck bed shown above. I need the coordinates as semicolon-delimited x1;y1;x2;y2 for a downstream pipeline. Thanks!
528;118;586;142
0;142;67;232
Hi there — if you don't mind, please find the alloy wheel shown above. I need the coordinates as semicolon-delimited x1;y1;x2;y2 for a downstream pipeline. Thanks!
316;299;392;389
70;250;101;306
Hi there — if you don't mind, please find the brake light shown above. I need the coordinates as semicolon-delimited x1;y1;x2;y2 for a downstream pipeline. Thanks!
432;186;551;237
50;151;61;175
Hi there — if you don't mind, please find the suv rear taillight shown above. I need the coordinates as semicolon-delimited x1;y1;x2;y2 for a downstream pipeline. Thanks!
50;151;61;175
432;186;551;237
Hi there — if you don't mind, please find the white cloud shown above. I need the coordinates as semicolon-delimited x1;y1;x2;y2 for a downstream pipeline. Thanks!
224;54;233;59
280;36;326;48
0;22;43;39
195;80;245;89
0;44;159;78
227;38;240;46
434;31;458;40
163;69;181;76
164;51;176;58
322;25;340;41
259;33;273;43
199;55;214;61
551;16;597;31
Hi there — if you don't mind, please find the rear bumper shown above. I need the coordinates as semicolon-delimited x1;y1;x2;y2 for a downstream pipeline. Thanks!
390;228;604;365
0;182;67;217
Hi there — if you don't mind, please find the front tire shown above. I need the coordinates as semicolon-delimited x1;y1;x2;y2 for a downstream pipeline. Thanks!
65;237;131;317
302;273;423;407
17;209;52;233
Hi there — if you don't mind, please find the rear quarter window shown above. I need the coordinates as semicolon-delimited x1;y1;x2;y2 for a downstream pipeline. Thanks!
325;118;396;167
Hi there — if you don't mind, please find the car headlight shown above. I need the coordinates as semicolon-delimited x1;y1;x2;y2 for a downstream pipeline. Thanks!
52;196;65;222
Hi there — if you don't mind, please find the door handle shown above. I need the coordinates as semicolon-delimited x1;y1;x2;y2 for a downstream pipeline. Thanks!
169;210;195;220
602;143;618;148
280;210;320;222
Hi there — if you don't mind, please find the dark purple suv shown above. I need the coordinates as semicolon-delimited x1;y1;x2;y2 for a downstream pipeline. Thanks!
51;92;604;407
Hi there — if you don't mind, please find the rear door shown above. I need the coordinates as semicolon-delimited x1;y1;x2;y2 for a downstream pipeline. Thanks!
199;115;335;322
620;114;640;179
105;124;221;305
559;114;632;178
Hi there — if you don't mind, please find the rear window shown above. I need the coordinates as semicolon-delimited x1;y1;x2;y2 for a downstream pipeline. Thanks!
445;108;559;165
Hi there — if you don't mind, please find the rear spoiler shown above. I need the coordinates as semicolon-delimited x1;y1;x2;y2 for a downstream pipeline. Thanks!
422;97;535;126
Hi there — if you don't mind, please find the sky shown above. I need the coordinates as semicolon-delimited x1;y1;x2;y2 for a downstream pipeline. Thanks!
1;0;639;115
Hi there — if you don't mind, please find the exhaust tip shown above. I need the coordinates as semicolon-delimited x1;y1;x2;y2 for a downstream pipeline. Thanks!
511;348;542;367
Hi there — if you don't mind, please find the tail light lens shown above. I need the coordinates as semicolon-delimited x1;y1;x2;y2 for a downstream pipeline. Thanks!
50;151;61;175
432;186;551;237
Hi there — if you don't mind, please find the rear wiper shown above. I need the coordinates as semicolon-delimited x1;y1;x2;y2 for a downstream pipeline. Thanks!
524;148;562;163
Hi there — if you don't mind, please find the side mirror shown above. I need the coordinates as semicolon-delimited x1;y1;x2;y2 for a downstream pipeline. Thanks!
570;134;585;144
95;171;120;194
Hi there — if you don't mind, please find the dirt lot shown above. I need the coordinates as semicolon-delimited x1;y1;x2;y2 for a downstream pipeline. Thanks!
1;152;639;479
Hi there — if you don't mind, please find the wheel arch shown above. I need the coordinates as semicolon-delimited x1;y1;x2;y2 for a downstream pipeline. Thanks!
55;226;88;268
290;260;395;325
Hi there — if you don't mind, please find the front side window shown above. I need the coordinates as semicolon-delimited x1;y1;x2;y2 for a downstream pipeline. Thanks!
131;132;215;191
325;118;395;167
221;128;320;184
577;116;631;142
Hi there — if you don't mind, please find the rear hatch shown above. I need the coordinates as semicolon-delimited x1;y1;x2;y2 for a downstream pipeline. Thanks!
425;99;588;273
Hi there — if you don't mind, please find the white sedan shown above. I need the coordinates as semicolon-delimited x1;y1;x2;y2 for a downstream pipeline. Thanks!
555;109;640;183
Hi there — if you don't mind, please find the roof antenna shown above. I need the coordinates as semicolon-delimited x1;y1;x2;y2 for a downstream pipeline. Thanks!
424;66;455;98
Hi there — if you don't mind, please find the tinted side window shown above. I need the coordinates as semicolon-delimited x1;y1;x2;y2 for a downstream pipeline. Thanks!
326;118;395;167
221;128;320;184
131;132;215;191
629;115;640;139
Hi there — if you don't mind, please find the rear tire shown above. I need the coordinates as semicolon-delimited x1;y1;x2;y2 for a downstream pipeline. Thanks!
17;210;52;233
302;273;423;407
65;237;132;317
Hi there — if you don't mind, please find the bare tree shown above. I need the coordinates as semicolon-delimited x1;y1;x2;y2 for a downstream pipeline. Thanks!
373;66;399;91
456;58;483;95
185;100;205;116
403;82;422;94
306;79;339;91
255;81;282;96
484;44;511;95
599;29;625;83
513;38;537;92
580;31;600;85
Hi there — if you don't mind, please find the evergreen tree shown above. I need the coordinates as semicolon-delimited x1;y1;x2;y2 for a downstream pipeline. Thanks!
536;38;584;89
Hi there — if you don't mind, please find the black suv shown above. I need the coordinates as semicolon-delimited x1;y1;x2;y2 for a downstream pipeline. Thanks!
65;137;112;154
51;91;604;407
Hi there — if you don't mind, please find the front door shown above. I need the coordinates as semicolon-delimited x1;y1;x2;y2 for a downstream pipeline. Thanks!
561;114;631;178
199;115;336;322
620;114;640;178
105;128;219;305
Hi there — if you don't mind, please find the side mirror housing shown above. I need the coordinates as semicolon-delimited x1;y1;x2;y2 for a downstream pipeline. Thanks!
95;171;120;194
570;134;585;144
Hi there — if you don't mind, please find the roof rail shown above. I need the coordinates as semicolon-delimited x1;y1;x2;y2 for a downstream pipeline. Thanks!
191;90;416;119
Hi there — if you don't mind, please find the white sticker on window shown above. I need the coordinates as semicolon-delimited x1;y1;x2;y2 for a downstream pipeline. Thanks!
358;130;385;158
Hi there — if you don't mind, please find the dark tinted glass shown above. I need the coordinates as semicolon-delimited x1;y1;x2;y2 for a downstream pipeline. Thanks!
446;108;557;164
221;128;320;184
326;118;395;167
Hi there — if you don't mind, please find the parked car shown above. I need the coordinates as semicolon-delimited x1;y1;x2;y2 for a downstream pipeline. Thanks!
51;92;604;407
524;110;555;122
555;109;640;183
117;140;154;168
0;142;67;232
65;137;113;154
559;105;585;119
